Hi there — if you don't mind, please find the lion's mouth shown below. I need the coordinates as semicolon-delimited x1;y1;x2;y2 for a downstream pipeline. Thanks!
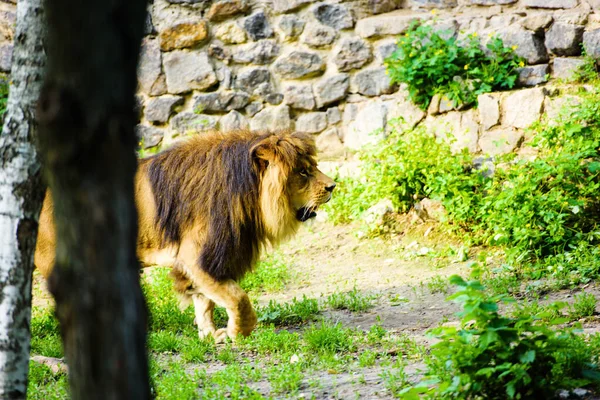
296;207;317;222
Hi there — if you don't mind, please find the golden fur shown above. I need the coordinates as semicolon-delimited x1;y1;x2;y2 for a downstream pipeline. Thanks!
34;129;336;342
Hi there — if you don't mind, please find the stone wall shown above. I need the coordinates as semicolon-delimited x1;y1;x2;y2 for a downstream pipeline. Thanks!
0;0;598;159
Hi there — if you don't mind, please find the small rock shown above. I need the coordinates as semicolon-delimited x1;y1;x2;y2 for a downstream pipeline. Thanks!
314;74;350;108
479;127;523;155
377;40;398;63
520;14;554;32
232;39;280;64
278;15;305;40
283;84;316;110
351;67;396;96
477;93;500;131
469;0;517;5
583;28;600;58
326;107;342;125
312;3;354;30
273;51;325;79
368;0;401;14
518;64;549;86
250;105;292;131
235;67;274;97
301;23;337;48
159;20;209;51
136;125;165;148
192;91;250;113
265;93;284;105
163;51;217;94
316;127;345;158
545;22;584;56
355;14;420;39
170;112;219;134
385;87;427;132
417;198;446;221
215;22;247;44
138;38;162;95
244;11;273;41
208;44;231;62
523;0;578;8
553;57;586;79
333;37;372;72
220;110;249;131
145;95;184;123
472;156;495;178
272;0;315;13
363;199;395;226
0;43;12;72
501;88;545;129
206;0;249;22
296;112;327;133
497;25;549;65
245;101;264;117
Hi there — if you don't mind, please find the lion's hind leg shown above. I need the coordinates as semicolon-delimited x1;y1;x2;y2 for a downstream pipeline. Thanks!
192;293;217;339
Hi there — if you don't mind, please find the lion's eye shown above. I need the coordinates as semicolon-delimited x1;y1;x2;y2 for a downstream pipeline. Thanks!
299;169;309;177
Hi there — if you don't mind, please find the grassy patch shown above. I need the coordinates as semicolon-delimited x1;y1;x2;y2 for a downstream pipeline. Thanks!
241;252;291;294
257;295;320;326
27;362;69;400
304;321;355;354
326;287;376;312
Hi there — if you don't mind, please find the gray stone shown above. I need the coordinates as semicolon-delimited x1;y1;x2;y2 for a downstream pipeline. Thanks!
545;23;584;56
215;22;247;44
368;0;401;14
152;0;209;32
479;127;523;155
250;105;292;131
583;29;600;58
215;65;233;89
351;67;396;97
283;84;315;110
426;110;479;153
377;40;398;62
553;57;586;79
518;64;549;86
245;101;264;117
244;11;273;41
410;0;457;7
208;44;231;62
314;74;350;108
345;101;388;150
301;23;337;48
385;87;426;132
273;51;325;79
521;15;554;32
163;51;217;94
145;95;184;123
544;95;581;120
170;112;219;133
501;88;545;129
312;3;354;30
296;112;327;133
497;25;549;65
523;0;578;8
136;125;165;149
272;0;315;13
363;199;394;226
278;15;305;40
235;67;274;97
333;37;372;72
138;38;162;95
232;39;280;64
206;0;249;21
327;107;342;125
477;93;500;131
555;11;589;25
355;14;420;39
0;43;11;72
265;93;284;105
220;110;249;131
469;0;516;4
316;127;344;158
158;20;209;51
192;91;250;113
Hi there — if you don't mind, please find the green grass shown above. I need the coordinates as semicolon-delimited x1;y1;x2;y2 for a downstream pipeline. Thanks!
304;321;355;354
256;295;320;326
326;287;377;312
241;252;291;294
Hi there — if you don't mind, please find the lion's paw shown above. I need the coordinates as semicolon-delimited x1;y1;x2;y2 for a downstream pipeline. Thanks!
212;328;231;344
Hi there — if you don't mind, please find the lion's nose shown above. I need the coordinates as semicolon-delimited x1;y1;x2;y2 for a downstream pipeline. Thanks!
325;183;336;192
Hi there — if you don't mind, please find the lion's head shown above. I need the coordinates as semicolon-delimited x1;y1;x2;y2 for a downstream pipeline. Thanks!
251;131;336;242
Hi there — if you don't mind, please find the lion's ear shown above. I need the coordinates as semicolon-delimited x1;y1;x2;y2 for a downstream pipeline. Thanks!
251;140;277;172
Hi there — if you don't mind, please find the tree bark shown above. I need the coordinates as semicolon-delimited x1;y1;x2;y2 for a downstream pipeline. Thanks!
36;1;150;399
0;0;46;398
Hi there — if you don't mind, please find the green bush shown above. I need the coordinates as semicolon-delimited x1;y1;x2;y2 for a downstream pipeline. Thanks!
385;21;523;110
0;74;8;118
401;271;600;399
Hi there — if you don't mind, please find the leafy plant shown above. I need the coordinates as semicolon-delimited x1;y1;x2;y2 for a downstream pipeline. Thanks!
304;321;355;354
402;271;600;399
385;21;523;109
570;292;597;320
256;295;320;326
326;287;376;312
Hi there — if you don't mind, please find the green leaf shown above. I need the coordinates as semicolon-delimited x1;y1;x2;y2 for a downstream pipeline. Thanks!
519;350;535;363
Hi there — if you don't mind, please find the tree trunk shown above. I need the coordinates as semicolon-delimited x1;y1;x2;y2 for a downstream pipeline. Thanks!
0;0;46;398
36;1;150;399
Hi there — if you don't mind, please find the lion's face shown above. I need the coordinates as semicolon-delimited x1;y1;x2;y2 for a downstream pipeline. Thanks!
288;161;336;222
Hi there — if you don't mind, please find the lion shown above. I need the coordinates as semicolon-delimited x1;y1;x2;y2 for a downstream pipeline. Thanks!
34;129;336;342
